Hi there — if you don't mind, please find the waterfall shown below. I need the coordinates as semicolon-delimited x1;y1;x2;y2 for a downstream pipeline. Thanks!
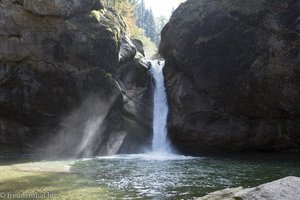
149;60;171;153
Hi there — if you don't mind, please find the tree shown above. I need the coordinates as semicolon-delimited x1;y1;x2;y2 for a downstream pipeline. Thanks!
101;0;144;39
142;9;156;42
135;0;146;28
134;0;157;44
154;16;168;45
101;0;158;55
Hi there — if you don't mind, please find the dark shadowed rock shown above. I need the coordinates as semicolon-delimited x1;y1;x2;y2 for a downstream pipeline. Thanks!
23;0;98;18
132;39;145;57
159;0;300;154
0;0;152;156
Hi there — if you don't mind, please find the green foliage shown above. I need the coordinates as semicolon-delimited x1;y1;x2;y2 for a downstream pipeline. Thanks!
95;0;172;49
154;16;168;45
100;0;157;56
101;0;141;38
133;0;169;46
139;36;157;57
134;0;156;43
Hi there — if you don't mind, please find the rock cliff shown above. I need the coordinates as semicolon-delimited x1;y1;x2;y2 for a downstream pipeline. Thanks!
159;0;300;154
0;0;152;156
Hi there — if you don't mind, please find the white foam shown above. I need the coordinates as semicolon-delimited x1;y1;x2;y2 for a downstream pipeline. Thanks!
96;153;198;161
149;60;172;153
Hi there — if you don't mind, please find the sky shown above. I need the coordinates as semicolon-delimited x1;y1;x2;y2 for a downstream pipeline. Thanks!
144;0;185;17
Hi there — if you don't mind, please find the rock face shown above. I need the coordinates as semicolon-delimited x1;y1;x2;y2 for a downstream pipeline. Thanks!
0;0;152;156
235;176;300;200
159;0;300;154
197;176;300;200
197;187;244;200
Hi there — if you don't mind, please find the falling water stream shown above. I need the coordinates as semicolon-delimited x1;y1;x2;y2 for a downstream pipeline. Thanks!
75;59;172;156
149;60;171;153
1;60;300;200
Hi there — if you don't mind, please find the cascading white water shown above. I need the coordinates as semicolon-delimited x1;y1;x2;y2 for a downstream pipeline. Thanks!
149;60;171;153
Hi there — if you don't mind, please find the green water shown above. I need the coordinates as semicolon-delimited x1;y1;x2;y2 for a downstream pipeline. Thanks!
1;153;299;200
71;153;300;199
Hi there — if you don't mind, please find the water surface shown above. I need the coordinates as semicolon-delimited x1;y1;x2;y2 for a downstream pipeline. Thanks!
72;153;300;199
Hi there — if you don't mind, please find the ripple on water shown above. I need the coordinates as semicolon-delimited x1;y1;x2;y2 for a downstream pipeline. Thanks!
72;154;300;199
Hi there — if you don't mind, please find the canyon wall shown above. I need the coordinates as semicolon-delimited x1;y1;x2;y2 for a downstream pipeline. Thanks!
0;0;153;156
159;0;300;154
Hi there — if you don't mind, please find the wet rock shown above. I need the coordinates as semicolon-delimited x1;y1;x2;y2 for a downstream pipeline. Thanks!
0;0;152;156
159;0;300;154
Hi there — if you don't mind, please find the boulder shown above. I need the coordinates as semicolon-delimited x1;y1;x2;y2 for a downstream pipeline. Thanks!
197;176;300;200
0;0;152;156
159;0;300;154
235;176;300;200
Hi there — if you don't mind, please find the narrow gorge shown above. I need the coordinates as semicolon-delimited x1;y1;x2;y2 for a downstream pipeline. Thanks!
1;0;298;158
0;0;299;199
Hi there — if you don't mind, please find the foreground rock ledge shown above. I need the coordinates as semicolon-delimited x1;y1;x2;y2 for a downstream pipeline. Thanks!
197;176;300;200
